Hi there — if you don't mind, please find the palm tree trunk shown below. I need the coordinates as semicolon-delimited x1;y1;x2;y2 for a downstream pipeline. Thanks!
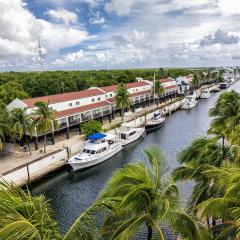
44;133;47;153
26;138;32;155
147;224;153;240
222;137;225;159
121;103;124;123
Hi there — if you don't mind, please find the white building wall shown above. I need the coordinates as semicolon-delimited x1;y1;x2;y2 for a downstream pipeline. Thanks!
7;99;27;111
46;93;106;112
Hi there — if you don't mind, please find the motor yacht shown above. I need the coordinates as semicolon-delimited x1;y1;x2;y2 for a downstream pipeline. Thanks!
68;133;122;171
181;93;197;110
200;89;211;99
116;126;145;146
145;111;165;132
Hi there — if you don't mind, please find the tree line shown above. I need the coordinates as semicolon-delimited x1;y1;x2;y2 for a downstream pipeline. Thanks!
0;89;240;239
0;68;198;106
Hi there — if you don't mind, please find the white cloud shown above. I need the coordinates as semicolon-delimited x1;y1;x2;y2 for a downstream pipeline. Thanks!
105;0;136;16
89;11;106;25
45;8;78;25
0;0;90;69
200;29;240;46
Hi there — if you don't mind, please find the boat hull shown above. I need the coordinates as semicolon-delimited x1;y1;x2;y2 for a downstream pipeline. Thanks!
200;93;210;99
119;129;145;146
145;120;165;132
181;101;197;110
69;145;122;171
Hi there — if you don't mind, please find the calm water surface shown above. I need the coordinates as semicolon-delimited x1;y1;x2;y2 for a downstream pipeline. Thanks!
32;82;240;239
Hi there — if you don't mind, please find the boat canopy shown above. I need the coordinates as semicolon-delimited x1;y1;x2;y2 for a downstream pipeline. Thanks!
88;133;106;140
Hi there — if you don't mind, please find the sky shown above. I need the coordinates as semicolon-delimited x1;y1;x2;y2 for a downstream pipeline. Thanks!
1;0;240;71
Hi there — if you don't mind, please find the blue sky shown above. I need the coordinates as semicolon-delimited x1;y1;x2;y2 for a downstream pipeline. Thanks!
1;0;240;71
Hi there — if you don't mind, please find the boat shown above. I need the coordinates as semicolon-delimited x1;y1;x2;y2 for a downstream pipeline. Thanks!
145;111;165;132
219;82;229;89
68;133;122;171
211;85;220;92
116;126;145;146
200;89;211;99
181;93;197;110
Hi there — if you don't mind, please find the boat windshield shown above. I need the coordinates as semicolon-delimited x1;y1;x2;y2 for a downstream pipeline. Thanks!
120;133;127;140
129;131;136;136
83;149;96;154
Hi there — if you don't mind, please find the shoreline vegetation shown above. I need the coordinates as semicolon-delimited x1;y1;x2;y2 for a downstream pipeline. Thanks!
1;89;240;239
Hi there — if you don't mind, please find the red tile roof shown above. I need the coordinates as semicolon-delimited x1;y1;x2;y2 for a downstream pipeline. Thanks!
157;77;175;83
106;98;115;103
55;101;110;119
22;88;104;108
164;85;178;91
100;85;117;92
100;81;150;93
131;90;151;97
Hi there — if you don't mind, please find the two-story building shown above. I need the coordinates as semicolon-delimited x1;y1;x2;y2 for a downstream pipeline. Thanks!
7;81;152;149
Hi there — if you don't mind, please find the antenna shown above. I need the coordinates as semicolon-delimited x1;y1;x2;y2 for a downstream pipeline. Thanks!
38;39;44;70
153;73;156;103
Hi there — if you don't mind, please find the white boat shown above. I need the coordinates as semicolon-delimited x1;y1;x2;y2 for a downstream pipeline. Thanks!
219;82;229;89
200;89;211;99
68;133;122;171
181;94;197;110
145;111;165;132
116;126;145;146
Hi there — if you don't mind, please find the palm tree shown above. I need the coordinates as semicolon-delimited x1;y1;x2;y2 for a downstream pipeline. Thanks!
34;101;56;153
0;107;9;151
155;80;164;106
0;180;61;240
208;91;240;148
198;163;240;239
172;137;233;213
115;83;131;123
99;147;208;240
0;180;102;240
192;73;200;90
10;108;34;155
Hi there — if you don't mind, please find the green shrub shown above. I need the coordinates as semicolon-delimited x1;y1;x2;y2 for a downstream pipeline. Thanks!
82;120;102;137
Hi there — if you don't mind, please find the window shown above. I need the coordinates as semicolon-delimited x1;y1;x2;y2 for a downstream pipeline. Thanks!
92;98;95;102
110;93;112;97
98;97;101;101
105;94;108;98
129;131;136;136
68;103;73;107
76;101;80;106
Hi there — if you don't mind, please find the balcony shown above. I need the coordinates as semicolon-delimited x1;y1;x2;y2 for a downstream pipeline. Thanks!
93;111;102;119
103;109;111;116
58;122;67;129
69;118;80;126
81;113;92;122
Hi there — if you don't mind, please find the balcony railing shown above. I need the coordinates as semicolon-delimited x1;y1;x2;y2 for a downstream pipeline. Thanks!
103;109;111;115
81;114;92;122
69;119;80;126
58;122;67;129
93;111;102;118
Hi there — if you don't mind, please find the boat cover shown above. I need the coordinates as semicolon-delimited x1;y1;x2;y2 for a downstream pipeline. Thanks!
88;133;106;140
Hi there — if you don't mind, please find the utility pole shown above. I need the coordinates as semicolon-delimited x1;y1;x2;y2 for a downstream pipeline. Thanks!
38;39;44;70
153;73;156;105
61;82;65;93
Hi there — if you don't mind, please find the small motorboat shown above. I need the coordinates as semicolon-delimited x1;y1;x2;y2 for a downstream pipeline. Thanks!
181;92;197;110
68;133;122;171
145;111;165;132
211;85;220;92
200;89;211;99
116;126;145;146
219;82;229;89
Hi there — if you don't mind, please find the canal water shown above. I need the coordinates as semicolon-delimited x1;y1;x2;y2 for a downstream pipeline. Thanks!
32;81;240;239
